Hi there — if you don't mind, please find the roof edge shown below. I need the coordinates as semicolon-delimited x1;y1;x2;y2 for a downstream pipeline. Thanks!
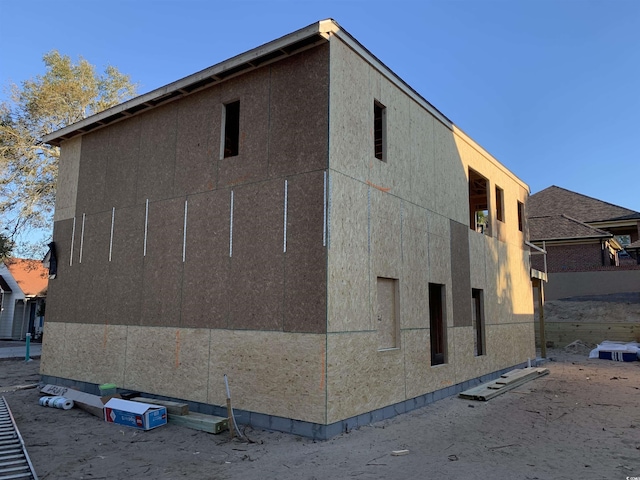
43;19;338;146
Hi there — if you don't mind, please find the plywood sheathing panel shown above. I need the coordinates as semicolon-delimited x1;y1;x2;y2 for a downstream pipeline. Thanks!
124;326;210;403
434;124;468;225
370;187;402;282
54;136;81;222
75;210;112;325
269;44;329;177
401;202;429;330
62;323;128;386
140;197;185;327
135;102;178;204
75;128;109;215
104;117;140;209
40;321;68;377
328;39;371;178
326;172;370;333
450;220;472;327
407;102;436;209
402;329;457;399
46;218;78;324
181;189;231;329
326;332;404;424
208;331;326;424
427;231;451;287
217;68;270;187
229;180;284;330
284;171;327;333
469;231;487;290
107;204;145;326
174;88;218;196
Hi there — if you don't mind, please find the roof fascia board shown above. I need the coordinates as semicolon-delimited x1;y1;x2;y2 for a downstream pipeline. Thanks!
44;21;332;145
530;236;610;245
588;219;640;229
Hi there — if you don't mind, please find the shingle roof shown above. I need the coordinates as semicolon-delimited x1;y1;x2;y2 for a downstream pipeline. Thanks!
4;259;48;296
528;186;640;223
528;215;612;242
628;239;640;249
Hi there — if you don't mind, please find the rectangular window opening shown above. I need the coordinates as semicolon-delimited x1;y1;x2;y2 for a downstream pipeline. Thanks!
374;100;386;161
377;277;399;350
517;200;524;232
468;168;490;235
495;186;504;223
429;283;446;366
223;100;240;158
472;288;485;356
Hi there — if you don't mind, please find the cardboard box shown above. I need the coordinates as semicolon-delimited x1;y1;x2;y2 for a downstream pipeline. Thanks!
104;398;167;430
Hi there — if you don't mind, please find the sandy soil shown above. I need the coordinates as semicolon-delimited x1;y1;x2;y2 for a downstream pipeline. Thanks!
1;350;639;480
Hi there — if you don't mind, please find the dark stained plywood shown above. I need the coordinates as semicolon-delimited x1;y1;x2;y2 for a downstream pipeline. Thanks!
174;89;219;196
268;44;329;177
181;189;231;329
136;103;178;204
229;180;284;330
104;117;140;209
140;197;185;327
106;204;145;326
450;219;472;327
75;211;112;325
283;171;326;333
217;68;271;188
46;218;78;324
76;128;109;215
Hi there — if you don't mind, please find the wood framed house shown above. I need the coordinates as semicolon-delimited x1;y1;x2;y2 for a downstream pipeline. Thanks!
41;19;535;438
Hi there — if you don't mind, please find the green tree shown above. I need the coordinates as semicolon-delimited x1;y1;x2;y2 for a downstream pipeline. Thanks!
0;51;137;257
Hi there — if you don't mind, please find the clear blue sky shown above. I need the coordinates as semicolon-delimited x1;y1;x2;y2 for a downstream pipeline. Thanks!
1;0;639;212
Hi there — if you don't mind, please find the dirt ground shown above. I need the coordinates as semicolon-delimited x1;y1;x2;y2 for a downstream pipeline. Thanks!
1;349;639;480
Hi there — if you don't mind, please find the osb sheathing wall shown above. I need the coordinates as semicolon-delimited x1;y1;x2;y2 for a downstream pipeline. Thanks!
326;37;534;422
42;44;331;424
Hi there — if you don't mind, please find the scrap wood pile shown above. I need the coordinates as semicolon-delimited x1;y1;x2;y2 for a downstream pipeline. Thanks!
459;368;550;401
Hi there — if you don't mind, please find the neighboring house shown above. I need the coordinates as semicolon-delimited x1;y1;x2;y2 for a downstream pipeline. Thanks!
528;186;640;299
41;19;535;439
0;259;48;340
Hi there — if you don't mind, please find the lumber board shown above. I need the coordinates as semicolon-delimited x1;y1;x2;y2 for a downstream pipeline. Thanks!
168;412;229;434
130;397;189;416
459;368;549;401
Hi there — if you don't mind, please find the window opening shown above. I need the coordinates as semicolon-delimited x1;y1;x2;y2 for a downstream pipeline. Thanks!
223;100;240;158
472;288;485;356
429;283;446;365
517;201;524;232
468;168;490;235
495;186;504;223
374;100;386;161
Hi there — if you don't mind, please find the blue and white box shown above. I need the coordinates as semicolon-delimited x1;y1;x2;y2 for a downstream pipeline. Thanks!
104;398;167;430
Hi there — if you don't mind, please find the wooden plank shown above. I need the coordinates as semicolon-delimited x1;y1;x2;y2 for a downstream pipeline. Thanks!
41;384;103;408
130;397;189;416
459;368;549;401
168;412;228;434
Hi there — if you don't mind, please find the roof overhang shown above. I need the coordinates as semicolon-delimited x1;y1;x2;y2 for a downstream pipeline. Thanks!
43;19;458;148
43;20;338;146
588;219;640;229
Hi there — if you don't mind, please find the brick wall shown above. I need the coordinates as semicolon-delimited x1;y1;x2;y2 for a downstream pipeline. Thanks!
531;243;640;273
